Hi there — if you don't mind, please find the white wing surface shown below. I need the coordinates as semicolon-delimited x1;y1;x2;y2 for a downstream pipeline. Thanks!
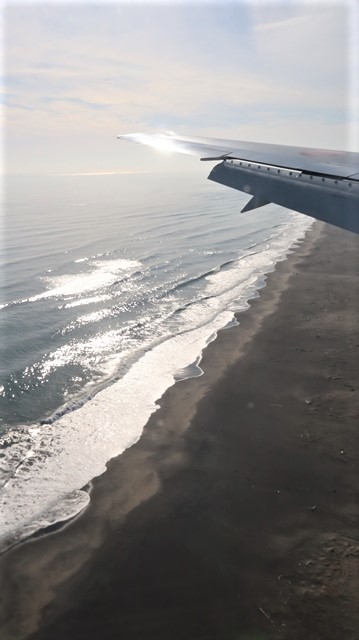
118;133;359;233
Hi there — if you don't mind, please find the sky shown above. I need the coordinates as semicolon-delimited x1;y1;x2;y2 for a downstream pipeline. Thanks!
4;0;359;174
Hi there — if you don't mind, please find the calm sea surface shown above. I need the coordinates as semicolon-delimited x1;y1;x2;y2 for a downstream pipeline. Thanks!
0;171;312;549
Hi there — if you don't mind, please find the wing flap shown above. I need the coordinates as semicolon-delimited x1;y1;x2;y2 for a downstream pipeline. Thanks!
209;159;359;233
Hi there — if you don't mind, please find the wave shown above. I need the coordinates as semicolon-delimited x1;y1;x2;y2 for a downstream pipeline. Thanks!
62;294;112;309
0;258;142;311
31;258;142;301
0;212;313;552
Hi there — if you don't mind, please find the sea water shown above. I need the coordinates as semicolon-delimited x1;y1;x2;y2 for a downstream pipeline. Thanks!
0;171;313;550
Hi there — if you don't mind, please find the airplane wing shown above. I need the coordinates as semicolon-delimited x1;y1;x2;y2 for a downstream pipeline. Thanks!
118;132;359;233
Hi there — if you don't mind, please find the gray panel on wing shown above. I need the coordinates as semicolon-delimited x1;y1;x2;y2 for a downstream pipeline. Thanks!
209;160;359;234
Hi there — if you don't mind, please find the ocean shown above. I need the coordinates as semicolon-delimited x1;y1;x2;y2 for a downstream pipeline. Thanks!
0;171;312;550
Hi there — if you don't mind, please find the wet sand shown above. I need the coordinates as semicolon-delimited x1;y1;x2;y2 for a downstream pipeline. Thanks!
1;221;358;640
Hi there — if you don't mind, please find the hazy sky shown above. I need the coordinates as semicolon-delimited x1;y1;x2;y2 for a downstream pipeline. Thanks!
5;0;358;174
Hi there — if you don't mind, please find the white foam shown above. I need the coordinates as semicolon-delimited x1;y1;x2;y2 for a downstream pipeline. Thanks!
0;212;313;550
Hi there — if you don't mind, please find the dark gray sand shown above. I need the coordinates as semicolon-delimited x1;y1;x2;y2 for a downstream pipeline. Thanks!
1;222;358;640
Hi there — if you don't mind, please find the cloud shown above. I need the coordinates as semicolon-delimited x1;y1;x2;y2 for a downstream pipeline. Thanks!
4;2;356;173
251;5;348;79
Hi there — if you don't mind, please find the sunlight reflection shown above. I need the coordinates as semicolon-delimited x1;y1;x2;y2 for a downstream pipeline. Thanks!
118;133;195;155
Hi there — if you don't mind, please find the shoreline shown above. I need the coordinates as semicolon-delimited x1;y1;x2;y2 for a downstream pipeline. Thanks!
1;221;358;639
0;216;311;555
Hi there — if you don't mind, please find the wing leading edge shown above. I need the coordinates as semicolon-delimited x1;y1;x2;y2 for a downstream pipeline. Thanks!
118;133;359;233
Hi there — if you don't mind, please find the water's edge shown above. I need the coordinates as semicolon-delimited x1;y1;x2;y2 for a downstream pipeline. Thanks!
0;220;315;554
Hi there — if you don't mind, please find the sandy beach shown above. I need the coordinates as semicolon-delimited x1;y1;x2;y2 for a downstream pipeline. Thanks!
1;221;358;640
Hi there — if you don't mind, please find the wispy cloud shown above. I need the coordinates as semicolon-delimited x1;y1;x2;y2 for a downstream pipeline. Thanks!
4;2;355;173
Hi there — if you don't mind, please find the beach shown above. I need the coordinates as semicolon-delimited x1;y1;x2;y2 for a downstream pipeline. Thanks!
1;220;358;640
